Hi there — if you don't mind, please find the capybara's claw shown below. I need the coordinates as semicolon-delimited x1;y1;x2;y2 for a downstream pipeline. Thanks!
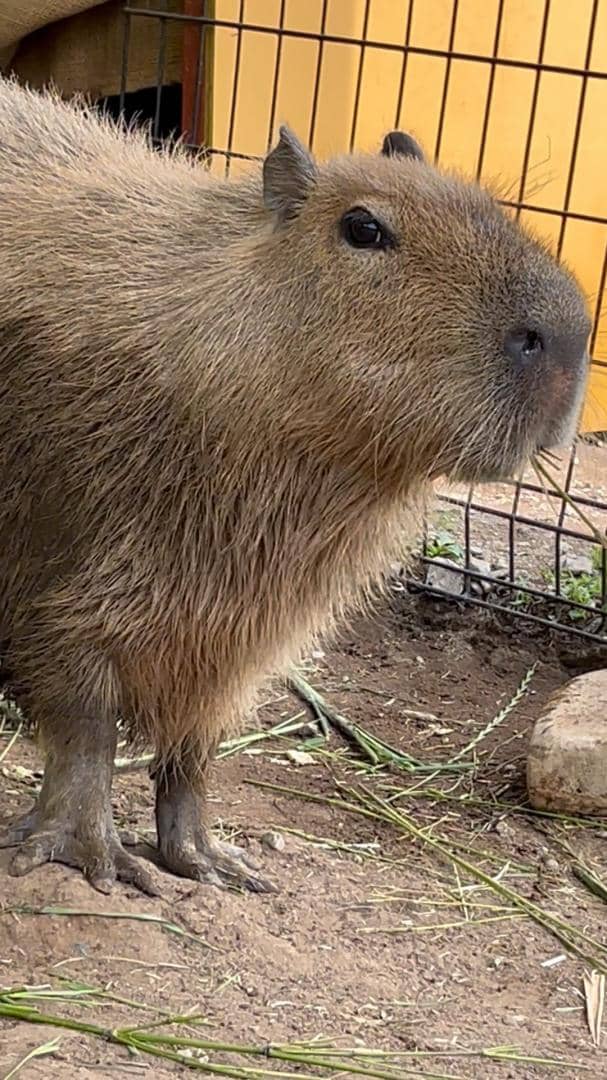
3;814;160;897
160;838;276;894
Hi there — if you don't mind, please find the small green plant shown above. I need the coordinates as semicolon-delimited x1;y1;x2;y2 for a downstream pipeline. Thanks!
560;570;605;620
511;558;607;622
542;560;606;621
425;528;463;562
591;543;605;573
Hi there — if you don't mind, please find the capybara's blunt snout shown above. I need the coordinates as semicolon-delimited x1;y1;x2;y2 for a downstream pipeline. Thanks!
503;314;590;447
428;213;591;483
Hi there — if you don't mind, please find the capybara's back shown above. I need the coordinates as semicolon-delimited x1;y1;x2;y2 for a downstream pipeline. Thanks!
0;78;590;894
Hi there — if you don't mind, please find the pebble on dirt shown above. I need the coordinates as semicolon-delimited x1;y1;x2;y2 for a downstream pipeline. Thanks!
562;552;594;576
527;670;607;814
425;557;464;595
426;555;508;599
261;830;286;852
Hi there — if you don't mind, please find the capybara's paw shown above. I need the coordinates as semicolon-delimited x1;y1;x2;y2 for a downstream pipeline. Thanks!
2;815;160;897
159;836;276;894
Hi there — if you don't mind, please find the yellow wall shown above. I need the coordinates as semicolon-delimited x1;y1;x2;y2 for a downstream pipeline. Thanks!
209;0;607;432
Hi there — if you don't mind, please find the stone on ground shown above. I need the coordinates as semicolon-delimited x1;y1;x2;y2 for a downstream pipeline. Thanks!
527;670;607;815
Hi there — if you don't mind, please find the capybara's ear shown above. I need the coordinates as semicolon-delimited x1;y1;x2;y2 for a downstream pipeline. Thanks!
263;126;317;221
381;131;424;162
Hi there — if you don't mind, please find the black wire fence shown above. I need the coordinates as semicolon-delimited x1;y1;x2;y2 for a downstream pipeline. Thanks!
117;0;607;641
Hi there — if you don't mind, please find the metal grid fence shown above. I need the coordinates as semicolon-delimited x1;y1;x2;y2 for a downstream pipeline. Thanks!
118;1;607;641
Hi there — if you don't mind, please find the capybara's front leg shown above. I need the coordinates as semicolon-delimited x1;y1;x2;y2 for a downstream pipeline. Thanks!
0;707;158;896
153;743;275;893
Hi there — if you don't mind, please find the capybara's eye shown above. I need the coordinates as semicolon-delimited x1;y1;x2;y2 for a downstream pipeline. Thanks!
341;208;393;250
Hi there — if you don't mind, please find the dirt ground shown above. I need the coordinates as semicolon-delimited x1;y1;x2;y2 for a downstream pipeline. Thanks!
1;591;606;1080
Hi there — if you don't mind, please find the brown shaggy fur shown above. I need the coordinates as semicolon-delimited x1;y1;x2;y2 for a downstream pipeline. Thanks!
0;79;590;893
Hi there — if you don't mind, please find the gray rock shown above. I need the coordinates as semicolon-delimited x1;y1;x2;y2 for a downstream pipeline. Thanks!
469;558;493;596
426;558;464;595
562;553;593;576
261;830;285;852
527;671;607;815
490;560;509;579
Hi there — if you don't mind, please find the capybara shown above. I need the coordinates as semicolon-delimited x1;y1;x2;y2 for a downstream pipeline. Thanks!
0;79;590;894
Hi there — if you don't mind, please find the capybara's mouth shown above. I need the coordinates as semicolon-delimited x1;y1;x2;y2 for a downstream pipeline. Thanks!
445;431;558;486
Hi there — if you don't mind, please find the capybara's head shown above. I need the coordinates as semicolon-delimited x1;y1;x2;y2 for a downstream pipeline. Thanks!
260;127;590;485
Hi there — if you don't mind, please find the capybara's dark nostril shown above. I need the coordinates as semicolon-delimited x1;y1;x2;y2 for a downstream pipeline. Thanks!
504;328;545;367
